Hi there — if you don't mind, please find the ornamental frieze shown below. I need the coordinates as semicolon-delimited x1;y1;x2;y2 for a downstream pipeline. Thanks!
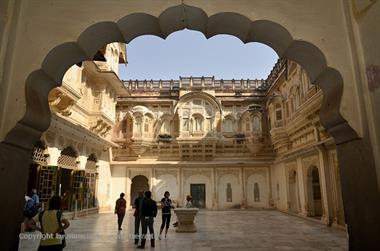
183;168;213;180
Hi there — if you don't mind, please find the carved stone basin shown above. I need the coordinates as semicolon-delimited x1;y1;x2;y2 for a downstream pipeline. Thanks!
173;208;199;233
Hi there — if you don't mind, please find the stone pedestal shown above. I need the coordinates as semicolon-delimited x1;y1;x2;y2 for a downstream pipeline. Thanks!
173;208;199;232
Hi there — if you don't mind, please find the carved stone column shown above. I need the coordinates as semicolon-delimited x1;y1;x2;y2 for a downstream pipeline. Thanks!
45;147;61;166
212;167;217;209
296;157;308;216
241;167;247;208
317;145;334;226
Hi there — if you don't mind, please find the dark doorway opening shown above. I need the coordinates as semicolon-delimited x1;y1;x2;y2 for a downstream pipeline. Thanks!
191;184;206;208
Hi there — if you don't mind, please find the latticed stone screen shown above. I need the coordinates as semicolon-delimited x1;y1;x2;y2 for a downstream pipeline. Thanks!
85;172;97;208
70;170;86;211
32;146;47;164
58;155;77;168
37;166;58;202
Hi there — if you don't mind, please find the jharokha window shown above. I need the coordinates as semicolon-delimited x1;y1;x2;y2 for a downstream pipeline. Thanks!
252;115;261;133
224;118;233;132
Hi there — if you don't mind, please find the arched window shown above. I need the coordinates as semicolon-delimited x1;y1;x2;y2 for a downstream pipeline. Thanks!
182;118;189;131
254;183;260;202
224;117;233;132
252;115;261;133
135;116;142;134
121;119;127;133
226;183;232;202
245;118;251;132
193;115;203;131
160;119;171;134
205;118;212;132
144;117;150;132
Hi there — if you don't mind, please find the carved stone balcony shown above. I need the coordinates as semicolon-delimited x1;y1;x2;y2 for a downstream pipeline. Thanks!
89;112;114;137
270;126;290;150
48;87;79;116
246;136;265;155
129;139;154;156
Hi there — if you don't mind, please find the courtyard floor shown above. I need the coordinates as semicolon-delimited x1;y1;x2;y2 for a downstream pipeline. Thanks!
19;209;348;251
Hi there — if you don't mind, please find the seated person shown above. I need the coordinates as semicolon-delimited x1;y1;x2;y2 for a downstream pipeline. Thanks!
184;195;193;208
173;195;193;227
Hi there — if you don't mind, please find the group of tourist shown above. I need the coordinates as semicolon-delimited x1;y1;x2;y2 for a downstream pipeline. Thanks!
21;188;194;250
115;190;193;249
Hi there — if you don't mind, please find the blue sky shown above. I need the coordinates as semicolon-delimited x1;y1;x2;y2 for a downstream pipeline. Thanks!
118;29;278;81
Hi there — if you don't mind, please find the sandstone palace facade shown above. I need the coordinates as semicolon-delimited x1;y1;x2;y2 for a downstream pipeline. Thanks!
28;44;345;227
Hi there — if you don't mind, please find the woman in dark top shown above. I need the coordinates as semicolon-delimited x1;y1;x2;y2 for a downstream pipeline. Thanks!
159;191;174;239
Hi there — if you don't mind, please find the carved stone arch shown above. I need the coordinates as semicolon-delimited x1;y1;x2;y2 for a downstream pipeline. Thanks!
1;4;379;250
266;91;285;108
174;91;222;115
223;114;237;122
157;113;173;135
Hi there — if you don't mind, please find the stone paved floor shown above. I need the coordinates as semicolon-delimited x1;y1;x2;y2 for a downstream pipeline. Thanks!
19;209;348;251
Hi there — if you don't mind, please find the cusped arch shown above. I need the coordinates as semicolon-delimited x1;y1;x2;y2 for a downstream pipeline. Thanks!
159;4;208;37
206;12;252;42
77;21;125;59
117;13;164;43
14;4;353;156
223;114;237;122
0;4;377;250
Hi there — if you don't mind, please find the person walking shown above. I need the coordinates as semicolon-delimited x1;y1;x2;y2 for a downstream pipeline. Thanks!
133;190;145;244
137;191;157;249
115;193;126;231
26;195;70;251
159;191;174;240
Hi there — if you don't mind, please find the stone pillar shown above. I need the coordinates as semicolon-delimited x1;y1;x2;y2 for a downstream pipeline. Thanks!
241;167;247;208
296;157;308;216
212;167;217;209
77;155;87;170
177;168;182;207
125;168;131;209
150;167;154;196
317;145;334;226
336;138;380;250
0;143;32;250
45;147;61;166
179;167;184;207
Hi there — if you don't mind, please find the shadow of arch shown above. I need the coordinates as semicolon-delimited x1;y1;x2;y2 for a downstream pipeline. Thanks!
1;3;379;251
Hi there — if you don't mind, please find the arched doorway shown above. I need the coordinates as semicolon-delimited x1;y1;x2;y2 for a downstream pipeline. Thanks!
288;170;300;213
0;4;380;250
130;175;149;205
307;166;323;218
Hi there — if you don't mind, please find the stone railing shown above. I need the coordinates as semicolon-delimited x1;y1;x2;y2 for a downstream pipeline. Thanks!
123;77;267;92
